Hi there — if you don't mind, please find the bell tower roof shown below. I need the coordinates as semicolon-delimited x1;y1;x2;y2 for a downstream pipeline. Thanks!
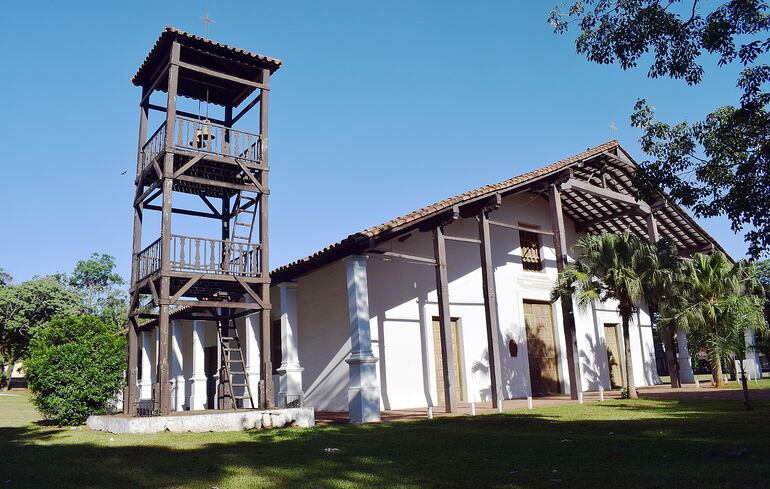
132;26;282;107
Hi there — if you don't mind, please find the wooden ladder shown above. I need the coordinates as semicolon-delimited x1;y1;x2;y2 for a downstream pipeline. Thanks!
230;191;258;244
217;318;256;410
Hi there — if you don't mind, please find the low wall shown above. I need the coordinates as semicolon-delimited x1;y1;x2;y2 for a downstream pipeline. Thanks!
87;407;315;434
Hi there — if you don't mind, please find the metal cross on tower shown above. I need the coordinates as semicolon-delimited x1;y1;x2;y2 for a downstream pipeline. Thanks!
610;121;618;139
200;12;215;40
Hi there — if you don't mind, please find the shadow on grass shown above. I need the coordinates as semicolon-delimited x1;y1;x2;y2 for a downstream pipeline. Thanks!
2;399;769;489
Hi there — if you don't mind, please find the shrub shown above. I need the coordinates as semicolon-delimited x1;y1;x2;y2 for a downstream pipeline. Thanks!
24;315;125;425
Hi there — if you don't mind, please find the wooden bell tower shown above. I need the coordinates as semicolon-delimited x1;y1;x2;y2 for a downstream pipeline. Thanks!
124;27;281;415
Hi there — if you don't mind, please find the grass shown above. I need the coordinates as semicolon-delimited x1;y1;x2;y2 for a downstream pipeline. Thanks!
2;390;770;489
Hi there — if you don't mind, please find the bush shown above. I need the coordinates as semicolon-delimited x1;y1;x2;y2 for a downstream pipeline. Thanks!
24;315;125;425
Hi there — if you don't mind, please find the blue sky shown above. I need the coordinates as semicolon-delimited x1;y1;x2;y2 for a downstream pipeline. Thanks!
0;1;749;282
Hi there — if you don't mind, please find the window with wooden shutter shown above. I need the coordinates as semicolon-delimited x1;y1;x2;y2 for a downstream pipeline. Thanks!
519;230;543;271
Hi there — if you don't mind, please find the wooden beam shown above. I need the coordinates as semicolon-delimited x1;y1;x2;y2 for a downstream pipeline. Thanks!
562;178;651;214
174;300;263;309
144;204;222;220
139;62;170;107
233;158;265;193
487;219;554;236
478;211;504;409
234;275;268;309
646;212;660;243
258;69;273;410
548;185;582;401
134;180;161;207
172;154;203;179
433;225;458;413
231;93;262;125
368;251;437;266
147;103;226;125
444;234;481;245
148;278;160;306
169;273;204;304
576;207;646;232
176;174;264;193
199;195;222;217
175;60;270;90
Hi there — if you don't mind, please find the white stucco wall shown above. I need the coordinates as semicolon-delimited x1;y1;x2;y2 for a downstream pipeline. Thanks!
284;192;663;413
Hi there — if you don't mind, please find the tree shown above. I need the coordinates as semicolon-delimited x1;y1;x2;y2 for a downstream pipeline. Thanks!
69;253;124;315
24;315;126;425
640;238;687;388
0;269;11;287
0;277;81;389
69;253;126;328
553;232;668;399
550;0;770;257
664;252;766;389
753;261;770;365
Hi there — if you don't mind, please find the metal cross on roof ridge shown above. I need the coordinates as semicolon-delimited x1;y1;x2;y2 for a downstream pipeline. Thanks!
200;12;215;40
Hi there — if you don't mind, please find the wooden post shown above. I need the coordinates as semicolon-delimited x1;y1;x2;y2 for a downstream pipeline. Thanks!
646;212;659;243
125;86;150;415
433;225;457;412
156;41;180;415
259;69;273;409
478;211;504;408
548;184;582;400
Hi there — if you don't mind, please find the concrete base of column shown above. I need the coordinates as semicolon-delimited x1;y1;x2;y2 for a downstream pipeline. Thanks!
277;363;304;407
139;380;153;400
174;375;186;411
346;356;380;424
189;376;207;411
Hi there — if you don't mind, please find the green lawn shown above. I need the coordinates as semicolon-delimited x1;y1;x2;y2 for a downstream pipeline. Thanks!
2;390;770;489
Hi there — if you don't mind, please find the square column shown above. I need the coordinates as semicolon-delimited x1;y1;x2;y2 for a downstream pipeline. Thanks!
170;320;185;411
189;320;208;410
343;255;381;423
140;330;156;400
244;310;261;409
277;282;304;407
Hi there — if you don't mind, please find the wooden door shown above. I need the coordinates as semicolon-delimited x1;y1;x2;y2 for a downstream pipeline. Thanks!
432;318;464;405
524;301;560;395
604;323;624;388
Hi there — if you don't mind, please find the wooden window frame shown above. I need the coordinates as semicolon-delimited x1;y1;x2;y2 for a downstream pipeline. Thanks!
518;225;544;272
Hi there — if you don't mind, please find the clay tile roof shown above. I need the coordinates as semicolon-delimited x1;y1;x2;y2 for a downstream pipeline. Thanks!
132;27;282;107
271;140;620;282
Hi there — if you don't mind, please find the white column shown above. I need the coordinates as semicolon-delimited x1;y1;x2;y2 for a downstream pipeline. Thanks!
277;282;304;407
140;330;156;400
189;320;208;410
677;330;695;383
170;320;186;411
244;310;261;409
343;255;381;423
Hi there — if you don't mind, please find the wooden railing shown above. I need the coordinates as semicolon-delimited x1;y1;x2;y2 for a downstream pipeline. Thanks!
141;124;166;170
174;116;261;162
137;235;261;279
171;235;260;276
140;116;261;172
137;238;162;280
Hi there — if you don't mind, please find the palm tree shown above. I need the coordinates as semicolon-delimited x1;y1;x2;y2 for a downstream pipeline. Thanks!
664;253;766;389
553;232;667;399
